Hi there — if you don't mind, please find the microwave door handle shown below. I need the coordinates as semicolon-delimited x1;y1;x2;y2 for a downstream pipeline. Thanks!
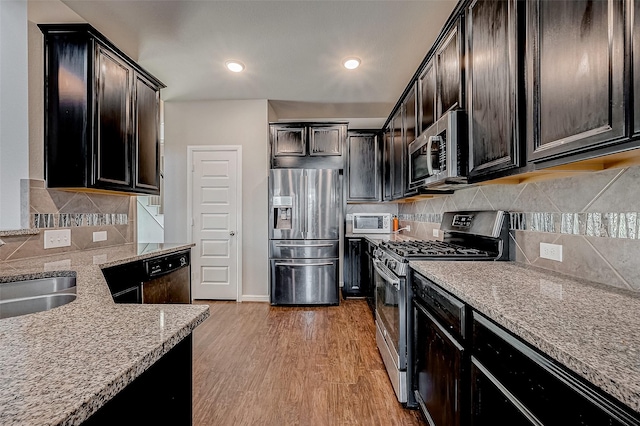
426;136;441;176
426;136;434;176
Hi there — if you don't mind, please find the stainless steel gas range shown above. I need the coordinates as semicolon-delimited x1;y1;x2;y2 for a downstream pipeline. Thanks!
372;210;510;405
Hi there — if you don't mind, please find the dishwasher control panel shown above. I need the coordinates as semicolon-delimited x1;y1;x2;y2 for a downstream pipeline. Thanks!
144;251;190;278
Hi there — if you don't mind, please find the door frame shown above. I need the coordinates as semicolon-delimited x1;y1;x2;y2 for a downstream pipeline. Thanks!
186;145;243;302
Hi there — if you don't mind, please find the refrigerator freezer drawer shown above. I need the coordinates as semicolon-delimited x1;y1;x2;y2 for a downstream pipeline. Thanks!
270;240;339;259
270;258;339;305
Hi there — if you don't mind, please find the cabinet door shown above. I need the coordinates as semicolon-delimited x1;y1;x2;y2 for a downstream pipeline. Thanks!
467;0;521;179
418;60;437;134
403;87;418;197
437;22;462;117
309;125;344;156
470;359;540;426
634;0;640;138
133;74;161;193
382;126;393;201
414;302;464;426
343;238;362;296
346;132;381;201
272;126;306;156
94;45;132;189
527;0;625;163
391;108;405;200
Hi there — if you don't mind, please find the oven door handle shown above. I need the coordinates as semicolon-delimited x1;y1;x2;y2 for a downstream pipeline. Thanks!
373;259;400;289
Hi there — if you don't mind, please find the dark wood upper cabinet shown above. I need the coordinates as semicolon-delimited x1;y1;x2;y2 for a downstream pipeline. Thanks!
346;131;381;202
403;87;418;197
382;125;393;202
633;0;640;138
467;0;521;179
437;21;463;117
134;74;161;192
391;107;405;200
526;0;626;163
95;45;132;189
270;123;346;168
40;24;164;195
272;126;306;157
418;60;437;134
309;125;343;156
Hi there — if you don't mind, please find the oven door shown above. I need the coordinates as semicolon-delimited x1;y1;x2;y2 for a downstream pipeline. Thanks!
373;258;407;402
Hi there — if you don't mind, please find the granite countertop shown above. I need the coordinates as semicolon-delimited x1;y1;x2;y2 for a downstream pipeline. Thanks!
409;261;640;414
344;232;417;245
0;243;210;426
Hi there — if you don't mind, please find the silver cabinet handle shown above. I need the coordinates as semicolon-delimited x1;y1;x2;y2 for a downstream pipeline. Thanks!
274;262;334;267
229;231;235;236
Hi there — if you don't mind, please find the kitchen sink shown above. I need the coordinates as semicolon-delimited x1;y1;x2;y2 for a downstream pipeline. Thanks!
0;276;77;319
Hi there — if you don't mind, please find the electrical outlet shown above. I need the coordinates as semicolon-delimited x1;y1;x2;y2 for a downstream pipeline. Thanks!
433;229;439;237
540;242;563;262
93;231;107;242
405;225;411;232
44;229;71;249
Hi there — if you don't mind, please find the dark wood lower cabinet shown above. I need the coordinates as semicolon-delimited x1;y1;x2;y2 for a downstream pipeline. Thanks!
472;312;640;426
84;334;192;425
343;238;363;298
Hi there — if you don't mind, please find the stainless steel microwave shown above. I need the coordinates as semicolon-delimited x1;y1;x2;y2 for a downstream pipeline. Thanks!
408;110;468;190
352;213;391;234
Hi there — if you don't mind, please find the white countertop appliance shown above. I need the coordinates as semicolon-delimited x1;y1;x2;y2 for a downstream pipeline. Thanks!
352;213;391;234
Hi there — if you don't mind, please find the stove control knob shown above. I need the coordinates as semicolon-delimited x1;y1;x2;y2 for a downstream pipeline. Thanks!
388;260;396;270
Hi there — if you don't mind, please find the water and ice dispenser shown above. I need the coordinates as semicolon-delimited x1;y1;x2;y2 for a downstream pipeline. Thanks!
272;196;293;230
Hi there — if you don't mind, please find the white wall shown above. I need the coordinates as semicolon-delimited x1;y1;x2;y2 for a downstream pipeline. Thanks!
0;1;29;229
164;100;270;300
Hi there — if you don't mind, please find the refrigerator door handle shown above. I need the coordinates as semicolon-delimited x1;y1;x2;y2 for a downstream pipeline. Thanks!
274;262;335;267
303;170;309;239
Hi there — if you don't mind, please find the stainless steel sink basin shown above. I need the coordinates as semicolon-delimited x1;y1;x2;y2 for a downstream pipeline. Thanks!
0;276;77;319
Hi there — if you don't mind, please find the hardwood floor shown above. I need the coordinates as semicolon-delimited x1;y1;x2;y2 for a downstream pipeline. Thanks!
192;299;424;426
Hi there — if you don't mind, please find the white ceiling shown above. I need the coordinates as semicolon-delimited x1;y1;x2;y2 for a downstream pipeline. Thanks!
28;0;457;128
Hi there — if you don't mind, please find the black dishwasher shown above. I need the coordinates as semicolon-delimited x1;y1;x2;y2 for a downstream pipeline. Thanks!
411;270;469;426
102;249;191;304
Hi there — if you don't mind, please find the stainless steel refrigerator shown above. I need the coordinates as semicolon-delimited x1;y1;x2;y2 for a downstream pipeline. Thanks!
269;169;341;305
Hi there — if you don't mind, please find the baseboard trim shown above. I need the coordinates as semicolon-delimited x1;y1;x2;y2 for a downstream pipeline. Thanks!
240;295;270;303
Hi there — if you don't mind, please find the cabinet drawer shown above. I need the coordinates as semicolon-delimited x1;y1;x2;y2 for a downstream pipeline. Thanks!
270;240;338;259
472;312;640;426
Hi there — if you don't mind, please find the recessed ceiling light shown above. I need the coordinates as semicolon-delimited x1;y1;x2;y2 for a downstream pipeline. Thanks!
225;60;245;73
343;57;361;70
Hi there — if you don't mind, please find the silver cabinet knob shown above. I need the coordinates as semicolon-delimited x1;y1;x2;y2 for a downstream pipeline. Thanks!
229;231;235;236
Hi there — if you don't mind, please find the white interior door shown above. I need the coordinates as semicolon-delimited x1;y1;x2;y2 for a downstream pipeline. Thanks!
188;146;242;300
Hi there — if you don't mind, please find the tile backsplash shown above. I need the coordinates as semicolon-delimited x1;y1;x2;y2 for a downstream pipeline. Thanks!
0;180;136;261
398;166;640;291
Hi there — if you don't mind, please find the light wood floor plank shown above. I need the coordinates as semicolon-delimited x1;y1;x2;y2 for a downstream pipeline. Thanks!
192;299;424;426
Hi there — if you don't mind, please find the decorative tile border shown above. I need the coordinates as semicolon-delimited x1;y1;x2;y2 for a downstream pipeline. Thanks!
399;211;640;240
399;213;443;223
33;213;128;229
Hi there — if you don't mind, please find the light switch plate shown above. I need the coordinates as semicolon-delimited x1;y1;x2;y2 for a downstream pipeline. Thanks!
93;231;107;242
44;229;71;249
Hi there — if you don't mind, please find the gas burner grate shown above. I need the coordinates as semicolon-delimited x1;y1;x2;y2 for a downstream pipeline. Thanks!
379;240;492;258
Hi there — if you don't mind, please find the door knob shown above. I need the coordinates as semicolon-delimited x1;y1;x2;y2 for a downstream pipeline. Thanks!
229;231;235;236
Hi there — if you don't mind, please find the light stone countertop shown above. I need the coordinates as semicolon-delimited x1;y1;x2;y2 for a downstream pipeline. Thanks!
409;260;640;414
0;243;210;426
344;232;417;245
